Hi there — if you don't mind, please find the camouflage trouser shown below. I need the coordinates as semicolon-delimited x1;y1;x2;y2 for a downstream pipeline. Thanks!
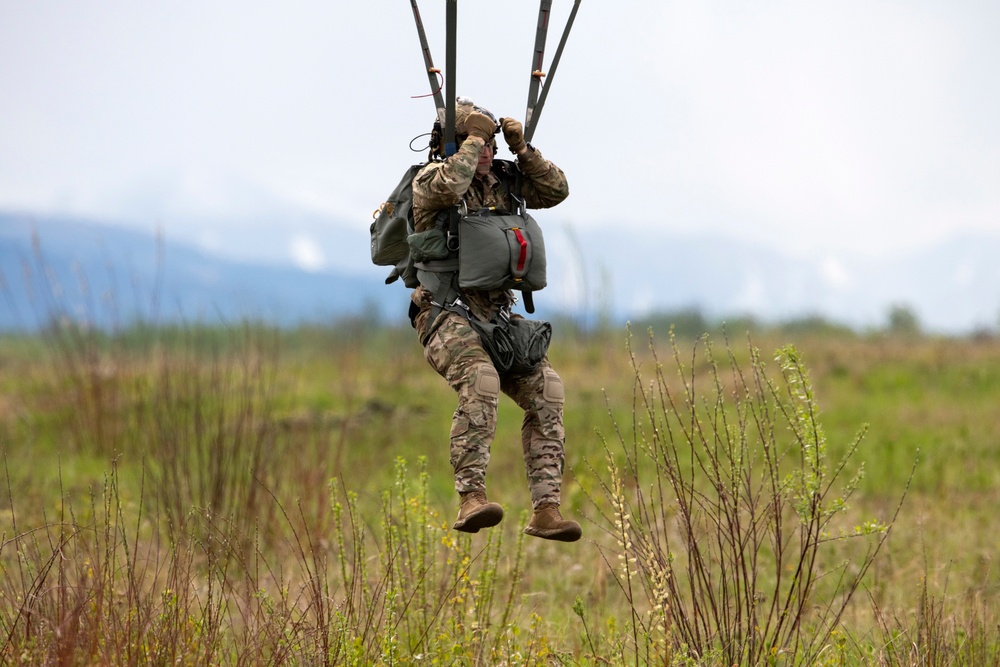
415;308;566;508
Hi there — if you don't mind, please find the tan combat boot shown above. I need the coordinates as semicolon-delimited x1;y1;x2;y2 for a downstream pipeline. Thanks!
524;503;582;542
452;490;504;533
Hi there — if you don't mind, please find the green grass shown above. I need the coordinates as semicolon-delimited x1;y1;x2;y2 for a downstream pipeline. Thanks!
1;321;999;665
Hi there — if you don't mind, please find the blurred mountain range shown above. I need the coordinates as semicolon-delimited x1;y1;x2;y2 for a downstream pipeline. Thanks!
1;213;386;331
3;211;999;334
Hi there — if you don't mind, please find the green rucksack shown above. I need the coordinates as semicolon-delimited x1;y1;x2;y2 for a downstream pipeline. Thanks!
370;163;424;288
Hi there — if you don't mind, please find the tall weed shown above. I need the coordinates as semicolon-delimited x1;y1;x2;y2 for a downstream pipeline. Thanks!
0;452;548;665
586;328;913;665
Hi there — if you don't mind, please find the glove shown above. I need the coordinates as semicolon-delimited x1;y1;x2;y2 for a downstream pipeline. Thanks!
464;112;497;142
500;117;527;153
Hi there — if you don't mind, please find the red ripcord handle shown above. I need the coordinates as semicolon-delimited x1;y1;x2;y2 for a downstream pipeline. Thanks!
512;228;528;274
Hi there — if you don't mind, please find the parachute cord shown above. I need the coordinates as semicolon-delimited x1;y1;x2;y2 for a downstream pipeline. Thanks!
409;132;433;152
411;69;443;99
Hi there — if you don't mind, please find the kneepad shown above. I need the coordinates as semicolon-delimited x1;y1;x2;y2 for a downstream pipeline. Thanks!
473;363;501;398
541;369;565;405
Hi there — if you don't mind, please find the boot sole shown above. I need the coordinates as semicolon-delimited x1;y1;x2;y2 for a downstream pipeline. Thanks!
452;505;504;533
523;525;582;542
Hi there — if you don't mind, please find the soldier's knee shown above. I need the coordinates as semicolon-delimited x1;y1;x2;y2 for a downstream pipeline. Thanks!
473;363;501;399
456;363;500;415
533;369;566;441
541;369;565;405
453;363;500;441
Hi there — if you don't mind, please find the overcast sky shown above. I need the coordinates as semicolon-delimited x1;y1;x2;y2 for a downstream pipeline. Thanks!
2;1;999;266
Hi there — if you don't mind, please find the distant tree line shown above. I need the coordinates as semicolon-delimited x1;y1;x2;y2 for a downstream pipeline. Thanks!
571;302;941;340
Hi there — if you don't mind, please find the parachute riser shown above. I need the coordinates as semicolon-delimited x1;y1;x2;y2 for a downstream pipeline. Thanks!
407;0;581;149
525;0;582;144
409;0;447;128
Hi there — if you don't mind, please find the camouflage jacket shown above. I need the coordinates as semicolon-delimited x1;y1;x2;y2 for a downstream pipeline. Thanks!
411;136;569;320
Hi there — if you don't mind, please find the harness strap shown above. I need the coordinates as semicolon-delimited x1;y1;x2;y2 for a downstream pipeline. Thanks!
523;291;536;314
435;296;516;374
414;258;459;272
420;201;460;340
419;270;458;344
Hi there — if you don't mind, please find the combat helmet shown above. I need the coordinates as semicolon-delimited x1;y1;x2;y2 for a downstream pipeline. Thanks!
429;96;499;159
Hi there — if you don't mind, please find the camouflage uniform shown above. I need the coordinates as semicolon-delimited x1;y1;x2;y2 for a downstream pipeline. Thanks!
411;131;570;509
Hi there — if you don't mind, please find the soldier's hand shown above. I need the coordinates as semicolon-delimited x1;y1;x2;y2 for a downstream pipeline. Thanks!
500;117;527;153
464;112;497;142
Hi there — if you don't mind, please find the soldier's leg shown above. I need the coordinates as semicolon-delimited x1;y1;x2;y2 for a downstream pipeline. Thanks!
422;312;500;494
501;359;566;508
503;359;580;541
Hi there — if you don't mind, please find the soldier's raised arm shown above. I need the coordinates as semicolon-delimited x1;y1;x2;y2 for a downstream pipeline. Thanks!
411;112;498;232
499;117;569;210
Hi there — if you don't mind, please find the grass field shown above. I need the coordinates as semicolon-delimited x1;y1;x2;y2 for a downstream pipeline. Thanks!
1;317;998;665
